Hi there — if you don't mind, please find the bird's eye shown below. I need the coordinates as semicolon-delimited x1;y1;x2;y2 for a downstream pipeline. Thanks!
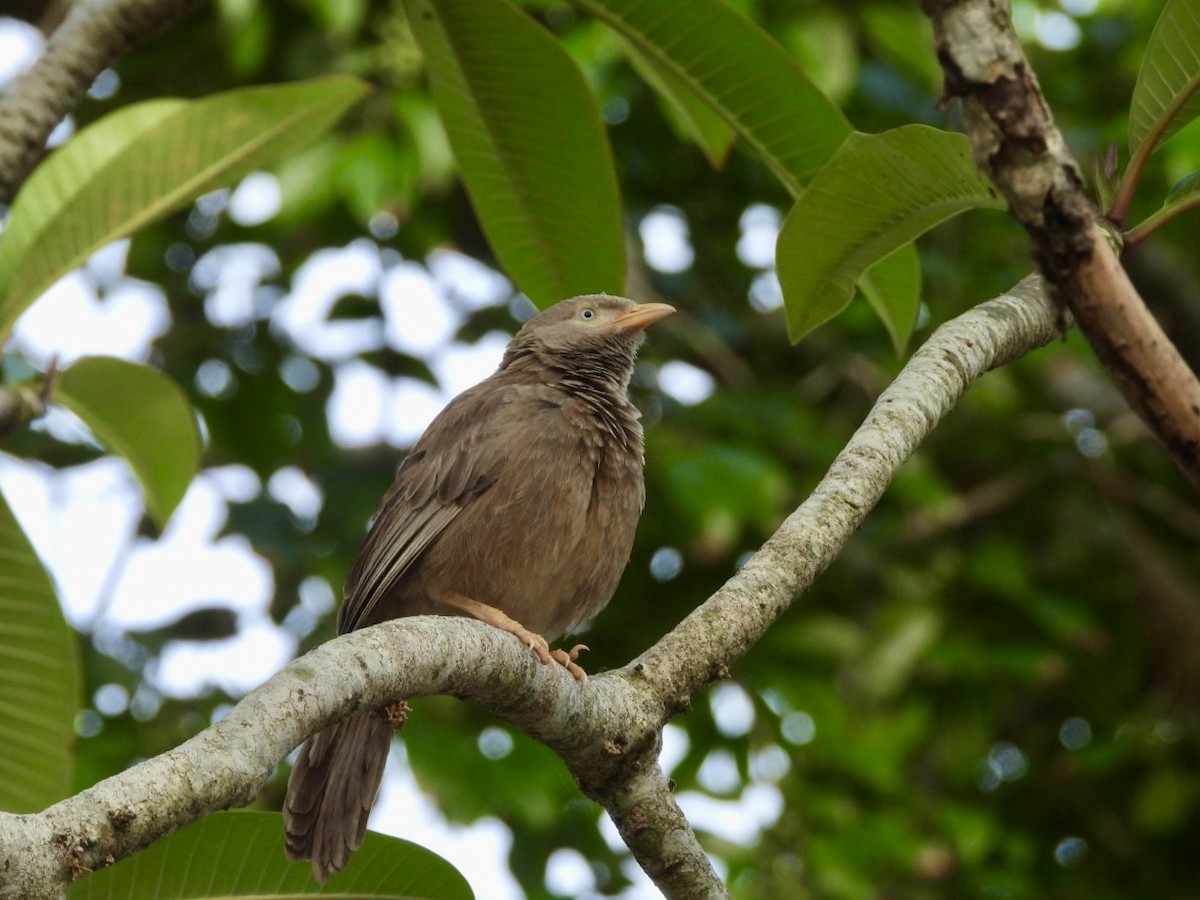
580;308;596;320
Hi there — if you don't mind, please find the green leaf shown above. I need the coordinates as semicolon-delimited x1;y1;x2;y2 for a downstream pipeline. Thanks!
621;38;735;168
860;3;942;92
0;488;79;812
69;810;474;899
781;9;859;104
858;243;922;356
776;125;1005;343
1129;0;1200;157
1125;168;1200;245
1165;167;1200;208
575;0;851;195
56;357;201;528
0;75;370;341
404;0;624;307
334;132;418;225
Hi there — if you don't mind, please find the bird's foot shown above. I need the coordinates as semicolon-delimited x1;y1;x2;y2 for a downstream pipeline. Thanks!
519;632;588;684
381;699;412;730
433;591;588;684
550;644;589;683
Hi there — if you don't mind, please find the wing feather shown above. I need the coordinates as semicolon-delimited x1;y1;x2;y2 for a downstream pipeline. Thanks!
337;388;503;632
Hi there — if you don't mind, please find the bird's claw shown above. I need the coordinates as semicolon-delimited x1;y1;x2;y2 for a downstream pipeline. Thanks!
520;633;589;683
523;632;554;664
550;646;589;683
381;699;412;730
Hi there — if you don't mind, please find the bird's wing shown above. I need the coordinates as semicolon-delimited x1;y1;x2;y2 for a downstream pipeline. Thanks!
338;388;501;633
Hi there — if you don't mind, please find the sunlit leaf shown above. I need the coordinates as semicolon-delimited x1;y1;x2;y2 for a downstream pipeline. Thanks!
69;810;474;898
56;357;201;528
0;75;370;341
0;489;79;812
1128;0;1200;156
575;0;851;194
405;0;624;307
776;126;1005;343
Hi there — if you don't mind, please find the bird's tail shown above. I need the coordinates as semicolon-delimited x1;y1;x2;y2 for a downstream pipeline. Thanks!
284;711;394;882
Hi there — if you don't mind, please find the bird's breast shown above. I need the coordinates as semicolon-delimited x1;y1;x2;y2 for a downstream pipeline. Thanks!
419;386;644;638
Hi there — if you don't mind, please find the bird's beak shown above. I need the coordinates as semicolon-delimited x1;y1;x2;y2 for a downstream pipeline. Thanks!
609;302;675;333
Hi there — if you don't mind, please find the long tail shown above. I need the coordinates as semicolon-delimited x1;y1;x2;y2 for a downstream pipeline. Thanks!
284;712;394;881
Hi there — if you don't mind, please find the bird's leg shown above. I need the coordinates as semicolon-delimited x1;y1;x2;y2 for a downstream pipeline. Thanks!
433;591;588;682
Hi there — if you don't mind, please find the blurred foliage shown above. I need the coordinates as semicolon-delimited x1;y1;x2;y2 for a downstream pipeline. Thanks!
4;0;1200;898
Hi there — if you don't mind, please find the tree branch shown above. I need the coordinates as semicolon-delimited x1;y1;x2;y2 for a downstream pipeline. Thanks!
0;0;205;204
922;0;1200;489
0;276;1065;899
634;274;1062;696
0;617;661;899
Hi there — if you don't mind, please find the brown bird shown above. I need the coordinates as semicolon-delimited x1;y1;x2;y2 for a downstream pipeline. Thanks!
284;294;674;881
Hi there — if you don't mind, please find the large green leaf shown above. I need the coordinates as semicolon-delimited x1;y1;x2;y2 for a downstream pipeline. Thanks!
1128;0;1200;157
56;357;201;529
0;488;79;813
858;243;922;356
620;39;735;169
405;0;624;308
0;75;369;341
576;0;918;341
574;0;851;194
776;125;1005;343
69;810;474;899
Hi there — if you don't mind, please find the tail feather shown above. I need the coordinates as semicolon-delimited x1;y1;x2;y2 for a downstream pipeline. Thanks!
284;712;394;881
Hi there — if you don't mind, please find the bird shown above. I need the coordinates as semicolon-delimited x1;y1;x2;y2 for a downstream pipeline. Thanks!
283;293;674;881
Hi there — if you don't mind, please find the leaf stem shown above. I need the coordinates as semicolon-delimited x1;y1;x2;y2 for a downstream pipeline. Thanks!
1108;137;1154;227
1110;72;1200;226
1124;191;1200;250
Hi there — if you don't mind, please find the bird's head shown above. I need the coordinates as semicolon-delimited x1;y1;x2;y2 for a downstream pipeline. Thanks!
501;295;674;381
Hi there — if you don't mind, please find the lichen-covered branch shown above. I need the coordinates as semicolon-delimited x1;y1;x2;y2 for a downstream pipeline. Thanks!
0;0;205;203
604;762;729;900
922;0;1200;488
634;275;1063;697
0;617;654;898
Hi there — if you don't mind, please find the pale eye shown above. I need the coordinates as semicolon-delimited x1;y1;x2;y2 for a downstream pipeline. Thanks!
580;308;596;320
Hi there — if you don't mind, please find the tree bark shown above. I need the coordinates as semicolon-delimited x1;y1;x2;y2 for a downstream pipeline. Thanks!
923;0;1200;488
0;0;205;203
